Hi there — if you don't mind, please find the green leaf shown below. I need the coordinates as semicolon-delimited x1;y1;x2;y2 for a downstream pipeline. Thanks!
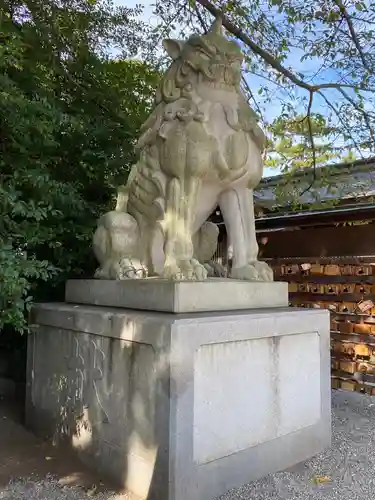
0;0;159;332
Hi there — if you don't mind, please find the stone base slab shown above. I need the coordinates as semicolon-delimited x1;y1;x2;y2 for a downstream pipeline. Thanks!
26;302;331;500
65;278;288;313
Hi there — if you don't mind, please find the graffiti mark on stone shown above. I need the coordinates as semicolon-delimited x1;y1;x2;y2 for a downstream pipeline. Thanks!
66;337;85;404
91;339;110;424
65;337;111;427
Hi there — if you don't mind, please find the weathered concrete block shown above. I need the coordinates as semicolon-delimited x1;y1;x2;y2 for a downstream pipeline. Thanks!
26;302;331;500
65;278;288;313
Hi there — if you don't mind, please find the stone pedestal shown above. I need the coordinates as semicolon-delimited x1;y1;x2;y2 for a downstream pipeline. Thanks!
65;278;289;312
26;280;331;500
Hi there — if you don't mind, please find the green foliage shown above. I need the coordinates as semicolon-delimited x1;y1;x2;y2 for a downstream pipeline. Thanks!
0;0;159;332
0;245;56;332
264;113;358;207
266;113;357;173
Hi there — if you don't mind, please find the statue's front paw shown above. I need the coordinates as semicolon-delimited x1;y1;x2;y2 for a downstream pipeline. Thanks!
230;261;273;282
163;259;208;281
95;258;147;280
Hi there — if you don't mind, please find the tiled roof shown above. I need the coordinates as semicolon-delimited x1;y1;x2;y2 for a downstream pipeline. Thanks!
254;158;375;208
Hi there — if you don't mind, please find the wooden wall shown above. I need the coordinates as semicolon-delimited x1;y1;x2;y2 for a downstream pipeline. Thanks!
259;222;375;396
259;223;375;259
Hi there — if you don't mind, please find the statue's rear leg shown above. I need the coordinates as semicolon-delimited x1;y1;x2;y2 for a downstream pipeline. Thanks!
219;187;273;281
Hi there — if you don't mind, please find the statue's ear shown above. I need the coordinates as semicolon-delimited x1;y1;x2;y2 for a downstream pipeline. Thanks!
163;39;184;60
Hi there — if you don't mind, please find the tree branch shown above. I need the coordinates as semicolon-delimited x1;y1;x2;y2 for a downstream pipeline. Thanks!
337;87;375;141
305;16;345;83
240;75;265;124
332;0;371;71
196;0;313;90
317;90;364;157
315;83;375;91
194;3;208;33
298;91;317;197
195;0;375;93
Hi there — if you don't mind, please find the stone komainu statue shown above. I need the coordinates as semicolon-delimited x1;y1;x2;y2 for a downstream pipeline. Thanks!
93;17;273;282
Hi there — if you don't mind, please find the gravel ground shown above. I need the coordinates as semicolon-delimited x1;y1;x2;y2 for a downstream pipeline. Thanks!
218;389;375;500
1;389;374;499
0;477;127;499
